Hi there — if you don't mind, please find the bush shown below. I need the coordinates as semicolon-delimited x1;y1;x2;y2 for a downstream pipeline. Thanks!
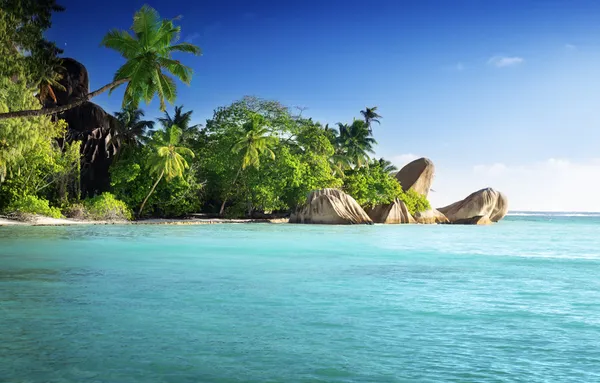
6;195;63;218
63;203;87;220
83;193;133;221
398;188;431;215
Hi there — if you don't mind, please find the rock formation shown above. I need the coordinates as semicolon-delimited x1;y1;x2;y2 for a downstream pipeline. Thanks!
452;215;493;225
290;189;373;225
438;188;508;224
413;208;449;224
52;58;120;197
395;157;435;197
366;199;415;224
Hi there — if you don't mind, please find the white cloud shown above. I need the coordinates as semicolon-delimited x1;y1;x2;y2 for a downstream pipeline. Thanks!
429;158;600;212
455;62;465;71
488;56;524;68
565;43;577;51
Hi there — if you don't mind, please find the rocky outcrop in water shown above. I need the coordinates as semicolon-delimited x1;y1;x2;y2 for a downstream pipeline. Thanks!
366;199;415;224
413;208;449;224
395;157;435;197
51;58;119;197
438;188;508;224
290;189;373;225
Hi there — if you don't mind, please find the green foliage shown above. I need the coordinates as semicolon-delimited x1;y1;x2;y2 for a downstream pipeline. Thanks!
83;192;133;221
110;143;201;218
7;195;63;218
335;119;377;168
343;164;403;208
100;5;201;111
111;106;154;151
196;97;342;216
232;113;278;170
398;188;431;215
0;0;64;79
0;77;81;209
342;163;430;215
158;105;201;144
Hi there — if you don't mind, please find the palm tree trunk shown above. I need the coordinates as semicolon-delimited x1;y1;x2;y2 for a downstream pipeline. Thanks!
138;170;164;218
219;167;243;216
0;78;129;120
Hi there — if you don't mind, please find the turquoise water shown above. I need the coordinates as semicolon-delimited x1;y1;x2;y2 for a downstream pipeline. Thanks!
1;215;600;382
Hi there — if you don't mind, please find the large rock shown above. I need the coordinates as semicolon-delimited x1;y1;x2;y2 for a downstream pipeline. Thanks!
290;189;373;225
366;199;415;224
453;215;493;225
438;188;508;223
58;102;120;197
50;58;120;197
413;208;449;224
395;157;435;197
54;58;89;105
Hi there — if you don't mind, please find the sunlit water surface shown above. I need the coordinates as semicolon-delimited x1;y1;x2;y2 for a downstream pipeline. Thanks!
1;215;600;382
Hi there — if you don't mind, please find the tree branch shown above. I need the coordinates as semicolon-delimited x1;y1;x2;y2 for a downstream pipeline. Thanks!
0;78;129;120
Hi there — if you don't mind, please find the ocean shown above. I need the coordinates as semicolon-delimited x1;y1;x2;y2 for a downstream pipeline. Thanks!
1;214;600;382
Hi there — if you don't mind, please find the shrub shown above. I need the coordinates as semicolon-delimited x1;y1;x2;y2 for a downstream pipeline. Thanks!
63;203;87;220
83;193;133;221
6;195;63;218
342;164;404;208
399;188;431;215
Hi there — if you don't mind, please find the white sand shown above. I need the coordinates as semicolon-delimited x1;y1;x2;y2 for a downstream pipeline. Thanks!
0;216;288;226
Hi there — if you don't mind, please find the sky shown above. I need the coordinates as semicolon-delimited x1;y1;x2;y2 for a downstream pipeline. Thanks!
46;0;600;211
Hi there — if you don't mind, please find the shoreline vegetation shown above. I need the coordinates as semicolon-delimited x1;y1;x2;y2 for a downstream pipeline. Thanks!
0;4;507;226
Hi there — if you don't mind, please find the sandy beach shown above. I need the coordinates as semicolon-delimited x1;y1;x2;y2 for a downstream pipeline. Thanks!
0;216;289;226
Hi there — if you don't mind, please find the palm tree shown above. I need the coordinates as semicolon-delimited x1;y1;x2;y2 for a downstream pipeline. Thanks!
138;124;194;217
158;105;202;143
219;113;278;216
336;120;377;168
35;56;66;104
0;5;201;120
373;157;398;175
360;106;382;134
111;106;155;150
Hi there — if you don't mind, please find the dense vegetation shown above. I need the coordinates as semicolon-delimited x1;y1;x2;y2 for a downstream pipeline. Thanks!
0;3;429;220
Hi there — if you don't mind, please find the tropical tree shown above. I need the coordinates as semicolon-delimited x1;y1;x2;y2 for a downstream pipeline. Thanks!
335;120;376;168
373;157;398;175
34;56;66;104
0;5;201;120
158;105;201;143
138;124;194;217
111;107;155;149
219;113;278;215
360;106;382;134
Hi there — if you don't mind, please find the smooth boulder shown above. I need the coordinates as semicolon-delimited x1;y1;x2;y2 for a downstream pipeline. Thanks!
438;188;508;223
290;189;373;225
395;157;435;197
453;215;493;225
366;199;415;224
413;208;449;224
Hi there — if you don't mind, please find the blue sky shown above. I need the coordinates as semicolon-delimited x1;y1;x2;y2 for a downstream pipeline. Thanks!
47;0;600;211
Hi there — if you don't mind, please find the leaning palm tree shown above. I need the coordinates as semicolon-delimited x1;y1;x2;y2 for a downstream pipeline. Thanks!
138;124;194;217
0;5;201;120
219;113;278;216
158;105;202;143
35;56;66;104
360;106;382;134
336;120;377;168
111;106;155;149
